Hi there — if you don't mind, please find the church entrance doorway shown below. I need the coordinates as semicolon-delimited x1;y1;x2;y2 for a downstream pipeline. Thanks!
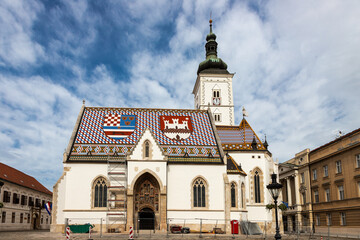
133;172;160;230
138;208;155;230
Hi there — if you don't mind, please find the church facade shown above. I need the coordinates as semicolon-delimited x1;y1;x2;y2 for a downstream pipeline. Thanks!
51;20;278;234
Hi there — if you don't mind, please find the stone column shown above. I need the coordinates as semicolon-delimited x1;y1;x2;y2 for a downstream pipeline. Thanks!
223;174;230;234
286;177;292;206
159;193;167;232
293;172;302;232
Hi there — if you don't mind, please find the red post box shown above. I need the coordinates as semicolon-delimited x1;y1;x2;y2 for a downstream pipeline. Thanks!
230;220;239;234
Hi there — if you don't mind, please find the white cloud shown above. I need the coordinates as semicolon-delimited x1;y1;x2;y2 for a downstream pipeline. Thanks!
0;0;44;68
0;74;81;189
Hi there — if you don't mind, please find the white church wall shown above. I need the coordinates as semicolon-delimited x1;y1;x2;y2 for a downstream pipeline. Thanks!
63;163;108;210
167;164;226;221
127;161;167;189
229;152;275;222
54;172;67;225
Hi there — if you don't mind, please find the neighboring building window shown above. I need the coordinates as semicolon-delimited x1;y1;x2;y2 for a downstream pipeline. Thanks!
340;212;346;225
241;183;245;208
3;191;11;203
214;113;221;122
323;165;328;177
314;190;319;203
12;193;20;204
1;212;6;223
20;213;23;223
254;171;261;203
338;185;344;200
325;188;330;202
35;198;41;207
356;154;360;168
11;212;15;223
302;192;306;205
93;177;108;208
193;177;206;207
46;217;48;224
28;197;34;206
312;169;317;180
41;200;45;208
315;214;320;226
21;195;27;205
41;216;43;224
301;173;305;184
27;213;30;223
231;182;236;208
326;213;332;226
336;161;342;173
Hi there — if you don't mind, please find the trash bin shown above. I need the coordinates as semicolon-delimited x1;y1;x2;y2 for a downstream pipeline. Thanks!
231;220;239;234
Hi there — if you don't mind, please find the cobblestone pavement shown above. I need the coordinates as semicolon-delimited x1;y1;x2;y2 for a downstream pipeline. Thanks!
0;230;356;240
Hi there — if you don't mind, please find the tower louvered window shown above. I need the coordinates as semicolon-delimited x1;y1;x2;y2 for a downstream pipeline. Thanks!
94;177;107;208
193;178;206;207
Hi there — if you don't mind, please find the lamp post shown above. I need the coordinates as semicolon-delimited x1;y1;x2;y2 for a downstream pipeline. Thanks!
267;173;283;240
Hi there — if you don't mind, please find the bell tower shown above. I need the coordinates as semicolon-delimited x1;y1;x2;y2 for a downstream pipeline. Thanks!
192;19;235;126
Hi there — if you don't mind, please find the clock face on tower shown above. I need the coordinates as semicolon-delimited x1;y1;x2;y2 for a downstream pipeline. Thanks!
213;97;221;105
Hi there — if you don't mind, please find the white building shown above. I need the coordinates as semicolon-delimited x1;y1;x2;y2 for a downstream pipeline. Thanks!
0;162;52;231
51;20;278;234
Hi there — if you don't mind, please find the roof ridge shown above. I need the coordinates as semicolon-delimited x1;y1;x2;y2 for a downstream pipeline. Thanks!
85;106;209;112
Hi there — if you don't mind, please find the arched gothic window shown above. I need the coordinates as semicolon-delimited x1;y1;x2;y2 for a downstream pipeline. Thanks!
231;182;237;208
143;140;152;159
193;178;206;207
145;141;150;158
93;177;107;208
254;171;261;203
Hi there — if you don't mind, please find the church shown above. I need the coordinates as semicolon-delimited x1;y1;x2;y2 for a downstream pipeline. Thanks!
51;20;278;234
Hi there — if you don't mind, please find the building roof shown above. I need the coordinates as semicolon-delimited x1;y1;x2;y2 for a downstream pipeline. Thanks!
310;128;360;154
68;107;223;163
0;162;52;195
216;118;266;151
226;155;247;175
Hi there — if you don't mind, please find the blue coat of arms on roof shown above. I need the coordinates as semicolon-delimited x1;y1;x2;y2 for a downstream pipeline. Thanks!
103;114;136;140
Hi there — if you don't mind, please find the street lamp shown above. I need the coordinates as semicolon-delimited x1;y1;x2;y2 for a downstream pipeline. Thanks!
267;173;283;240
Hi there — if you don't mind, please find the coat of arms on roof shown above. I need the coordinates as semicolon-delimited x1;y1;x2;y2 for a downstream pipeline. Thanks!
160;116;193;141
102;114;136;140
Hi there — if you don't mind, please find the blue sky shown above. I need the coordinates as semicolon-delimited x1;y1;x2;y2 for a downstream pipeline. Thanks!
1;0;359;191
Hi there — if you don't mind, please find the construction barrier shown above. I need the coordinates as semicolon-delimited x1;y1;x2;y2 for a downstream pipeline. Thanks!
129;226;134;239
66;227;70;240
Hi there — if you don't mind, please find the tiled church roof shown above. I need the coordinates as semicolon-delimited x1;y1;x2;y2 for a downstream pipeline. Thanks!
216;118;266;151
226;155;246;175
68;107;223;162
0;162;52;195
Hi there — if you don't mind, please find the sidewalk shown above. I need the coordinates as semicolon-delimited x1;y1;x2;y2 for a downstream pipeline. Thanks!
0;230;357;240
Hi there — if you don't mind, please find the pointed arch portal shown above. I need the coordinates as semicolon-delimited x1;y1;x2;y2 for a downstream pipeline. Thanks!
134;172;160;230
